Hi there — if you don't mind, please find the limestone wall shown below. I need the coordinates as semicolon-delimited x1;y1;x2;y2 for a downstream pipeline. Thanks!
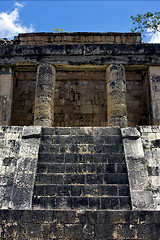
54;71;107;127
0;67;13;126
11;71;36;126
0;64;160;128
126;70;150;126
0;126;41;210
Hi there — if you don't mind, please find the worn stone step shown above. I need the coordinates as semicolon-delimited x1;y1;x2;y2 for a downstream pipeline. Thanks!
42;127;121;136
39;143;124;154
38;153;125;164
42;135;94;144
32;196;131;210
33;127;130;210
36;163;127;174
35;173;129;185
2;210;160;240
34;184;130;197
42;135;123;145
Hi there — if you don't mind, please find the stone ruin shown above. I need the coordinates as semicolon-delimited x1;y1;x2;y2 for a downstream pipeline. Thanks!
0;32;160;239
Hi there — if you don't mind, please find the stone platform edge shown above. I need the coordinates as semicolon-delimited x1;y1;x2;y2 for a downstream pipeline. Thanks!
0;210;160;239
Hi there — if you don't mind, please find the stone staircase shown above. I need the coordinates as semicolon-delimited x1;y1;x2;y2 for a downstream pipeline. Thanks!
32;127;131;210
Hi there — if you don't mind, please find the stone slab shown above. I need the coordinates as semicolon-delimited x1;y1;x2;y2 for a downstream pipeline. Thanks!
22;126;42;139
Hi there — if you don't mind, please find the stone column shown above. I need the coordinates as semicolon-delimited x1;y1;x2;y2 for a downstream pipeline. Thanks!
148;66;160;125
34;64;56;127
106;64;127;127
0;67;13;125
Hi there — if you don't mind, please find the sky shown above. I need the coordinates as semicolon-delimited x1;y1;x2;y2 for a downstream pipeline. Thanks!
0;0;160;43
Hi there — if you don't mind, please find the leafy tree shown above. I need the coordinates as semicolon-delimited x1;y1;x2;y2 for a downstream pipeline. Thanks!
131;11;160;36
53;28;68;33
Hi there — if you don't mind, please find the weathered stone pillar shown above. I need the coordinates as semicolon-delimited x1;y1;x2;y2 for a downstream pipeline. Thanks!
34;64;55;126
0;67;13;125
148;66;160;125
106;64;127;127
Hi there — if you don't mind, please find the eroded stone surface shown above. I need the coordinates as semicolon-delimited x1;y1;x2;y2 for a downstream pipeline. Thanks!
121;127;141;139
0;126;41;210
0;67;13;126
122;126;160;210
34;64;56;127
0;210;160;239
22;126;41;138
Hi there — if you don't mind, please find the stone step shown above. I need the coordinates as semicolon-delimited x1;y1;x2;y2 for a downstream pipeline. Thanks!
39;143;124;154
36;163;127;174
34;184;130;197
2;210;159;240
38;153;125;164
42;135;123;145
35;173;129;185
33;127;130;210
42;127;121;136
32;196;131;210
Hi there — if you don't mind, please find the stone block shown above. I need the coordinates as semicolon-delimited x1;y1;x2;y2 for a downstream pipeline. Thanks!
117;223;137;239
65;44;83;55
11;187;32;210
123;138;144;157
93;36;101;42
22;126;42;139
129;170;150;191
85;36;94;43
64;224;83;239
132;191;155;210
104;173;128;184
118;185;130;196
121;127;140;139
126;156;146;171
149;66;160;76
50;223;64;238
115;35;122;44
101;197;119;209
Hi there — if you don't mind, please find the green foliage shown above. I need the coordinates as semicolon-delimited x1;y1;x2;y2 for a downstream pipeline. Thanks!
53;28;68;33
131;11;160;35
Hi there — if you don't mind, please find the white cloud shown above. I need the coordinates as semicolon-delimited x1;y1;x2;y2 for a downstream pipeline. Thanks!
0;2;34;40
146;26;160;43
149;31;160;43
14;2;24;8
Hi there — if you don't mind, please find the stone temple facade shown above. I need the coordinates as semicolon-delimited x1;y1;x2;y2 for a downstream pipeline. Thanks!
0;32;160;239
